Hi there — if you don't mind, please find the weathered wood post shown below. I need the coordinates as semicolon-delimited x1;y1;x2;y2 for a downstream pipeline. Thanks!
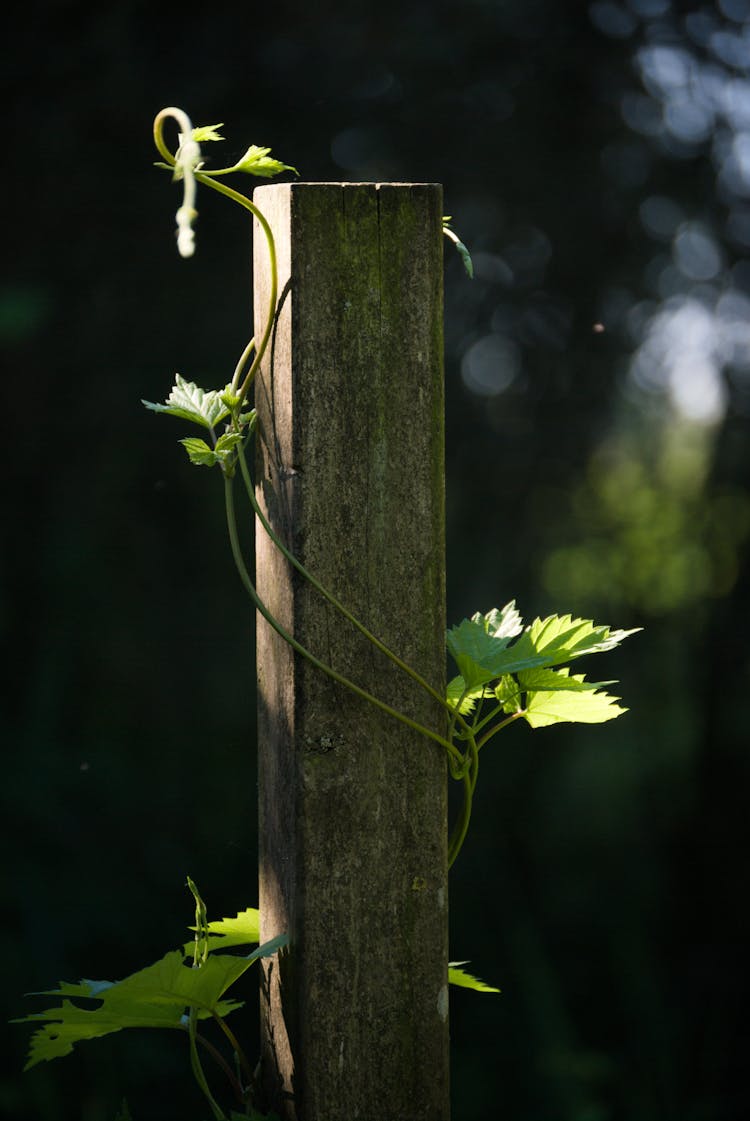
254;182;448;1121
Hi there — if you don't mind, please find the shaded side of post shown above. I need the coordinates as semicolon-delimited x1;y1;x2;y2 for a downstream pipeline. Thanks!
254;182;448;1121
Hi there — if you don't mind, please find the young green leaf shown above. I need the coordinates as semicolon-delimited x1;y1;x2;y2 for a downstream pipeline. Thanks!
179;437;219;467
176;433;242;470
142;375;231;430
483;602;524;641
192;124;225;143
446;602;524;688
14;951;240;1069
519;668;627;728
14;934;287;1070
448;608;639;684
231;145;298;179
448;962;500;993
183;907;261;955
446;676;486;715
517;666;616;693
494;674;522;714
511;614;640;668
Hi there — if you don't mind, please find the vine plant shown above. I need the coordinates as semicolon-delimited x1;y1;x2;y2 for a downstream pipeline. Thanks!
14;109;639;1120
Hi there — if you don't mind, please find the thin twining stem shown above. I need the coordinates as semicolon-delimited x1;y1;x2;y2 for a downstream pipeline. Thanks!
193;173;277;406
477;710;525;751
230;446;473;865
188;1007;225;1121
231;336;256;396
223;474;465;771
211;1010;254;1097
192;1030;244;1106
234;438;473;742
447;740;479;868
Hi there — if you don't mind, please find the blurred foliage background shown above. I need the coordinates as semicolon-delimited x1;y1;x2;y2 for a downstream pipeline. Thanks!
3;0;750;1118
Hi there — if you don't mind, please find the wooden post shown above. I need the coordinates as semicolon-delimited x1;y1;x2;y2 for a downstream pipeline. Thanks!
254;183;447;1121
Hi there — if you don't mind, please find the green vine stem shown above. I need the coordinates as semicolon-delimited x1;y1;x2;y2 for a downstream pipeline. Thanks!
188;1008;226;1121
192;173;277;406
234;436;479;863
447;758;477;869
477;710;525;751
230;335;256;397
234;438;474;740
192;1029;245;1106
211;1010;254;1100
223;471;465;771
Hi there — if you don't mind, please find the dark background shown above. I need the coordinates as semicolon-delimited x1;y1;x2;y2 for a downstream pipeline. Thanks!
3;1;750;1118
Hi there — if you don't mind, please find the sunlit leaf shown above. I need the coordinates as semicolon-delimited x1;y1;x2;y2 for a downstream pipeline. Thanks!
482;602;524;641
517;667;615;693
448;608;639;684
448;962;500;993
511;614;640;669
446;602;523;688
142;375;231;430
494;674;522;713
14;951;238;1069
520;668;627;728
232;145;298;179
192;124;225;143
179;437;218;467
446;675;486;715
184;907;261;955
14;935;287;1070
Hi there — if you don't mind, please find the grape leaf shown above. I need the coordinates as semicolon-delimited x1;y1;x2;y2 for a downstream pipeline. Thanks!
483;602;524;641
511;614;640;669
184;907;260;955
142;375;231;430
519;668;627;728
446;602;524;688
494;674;522;713
517;667;615;693
15;934;287;1070
179;437;217;467
446;675;486;715
179;432;242;469
448;608;639;684
192;124;225;143
448;962;500;993
231;145;298;179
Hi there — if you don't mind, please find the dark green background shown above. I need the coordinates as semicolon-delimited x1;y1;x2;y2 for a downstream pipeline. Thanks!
3;1;749;1118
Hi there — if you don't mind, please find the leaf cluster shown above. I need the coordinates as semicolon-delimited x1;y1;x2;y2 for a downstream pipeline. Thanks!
447;602;639;731
143;376;256;475
191;123;298;178
156;122;298;181
13;906;283;1071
